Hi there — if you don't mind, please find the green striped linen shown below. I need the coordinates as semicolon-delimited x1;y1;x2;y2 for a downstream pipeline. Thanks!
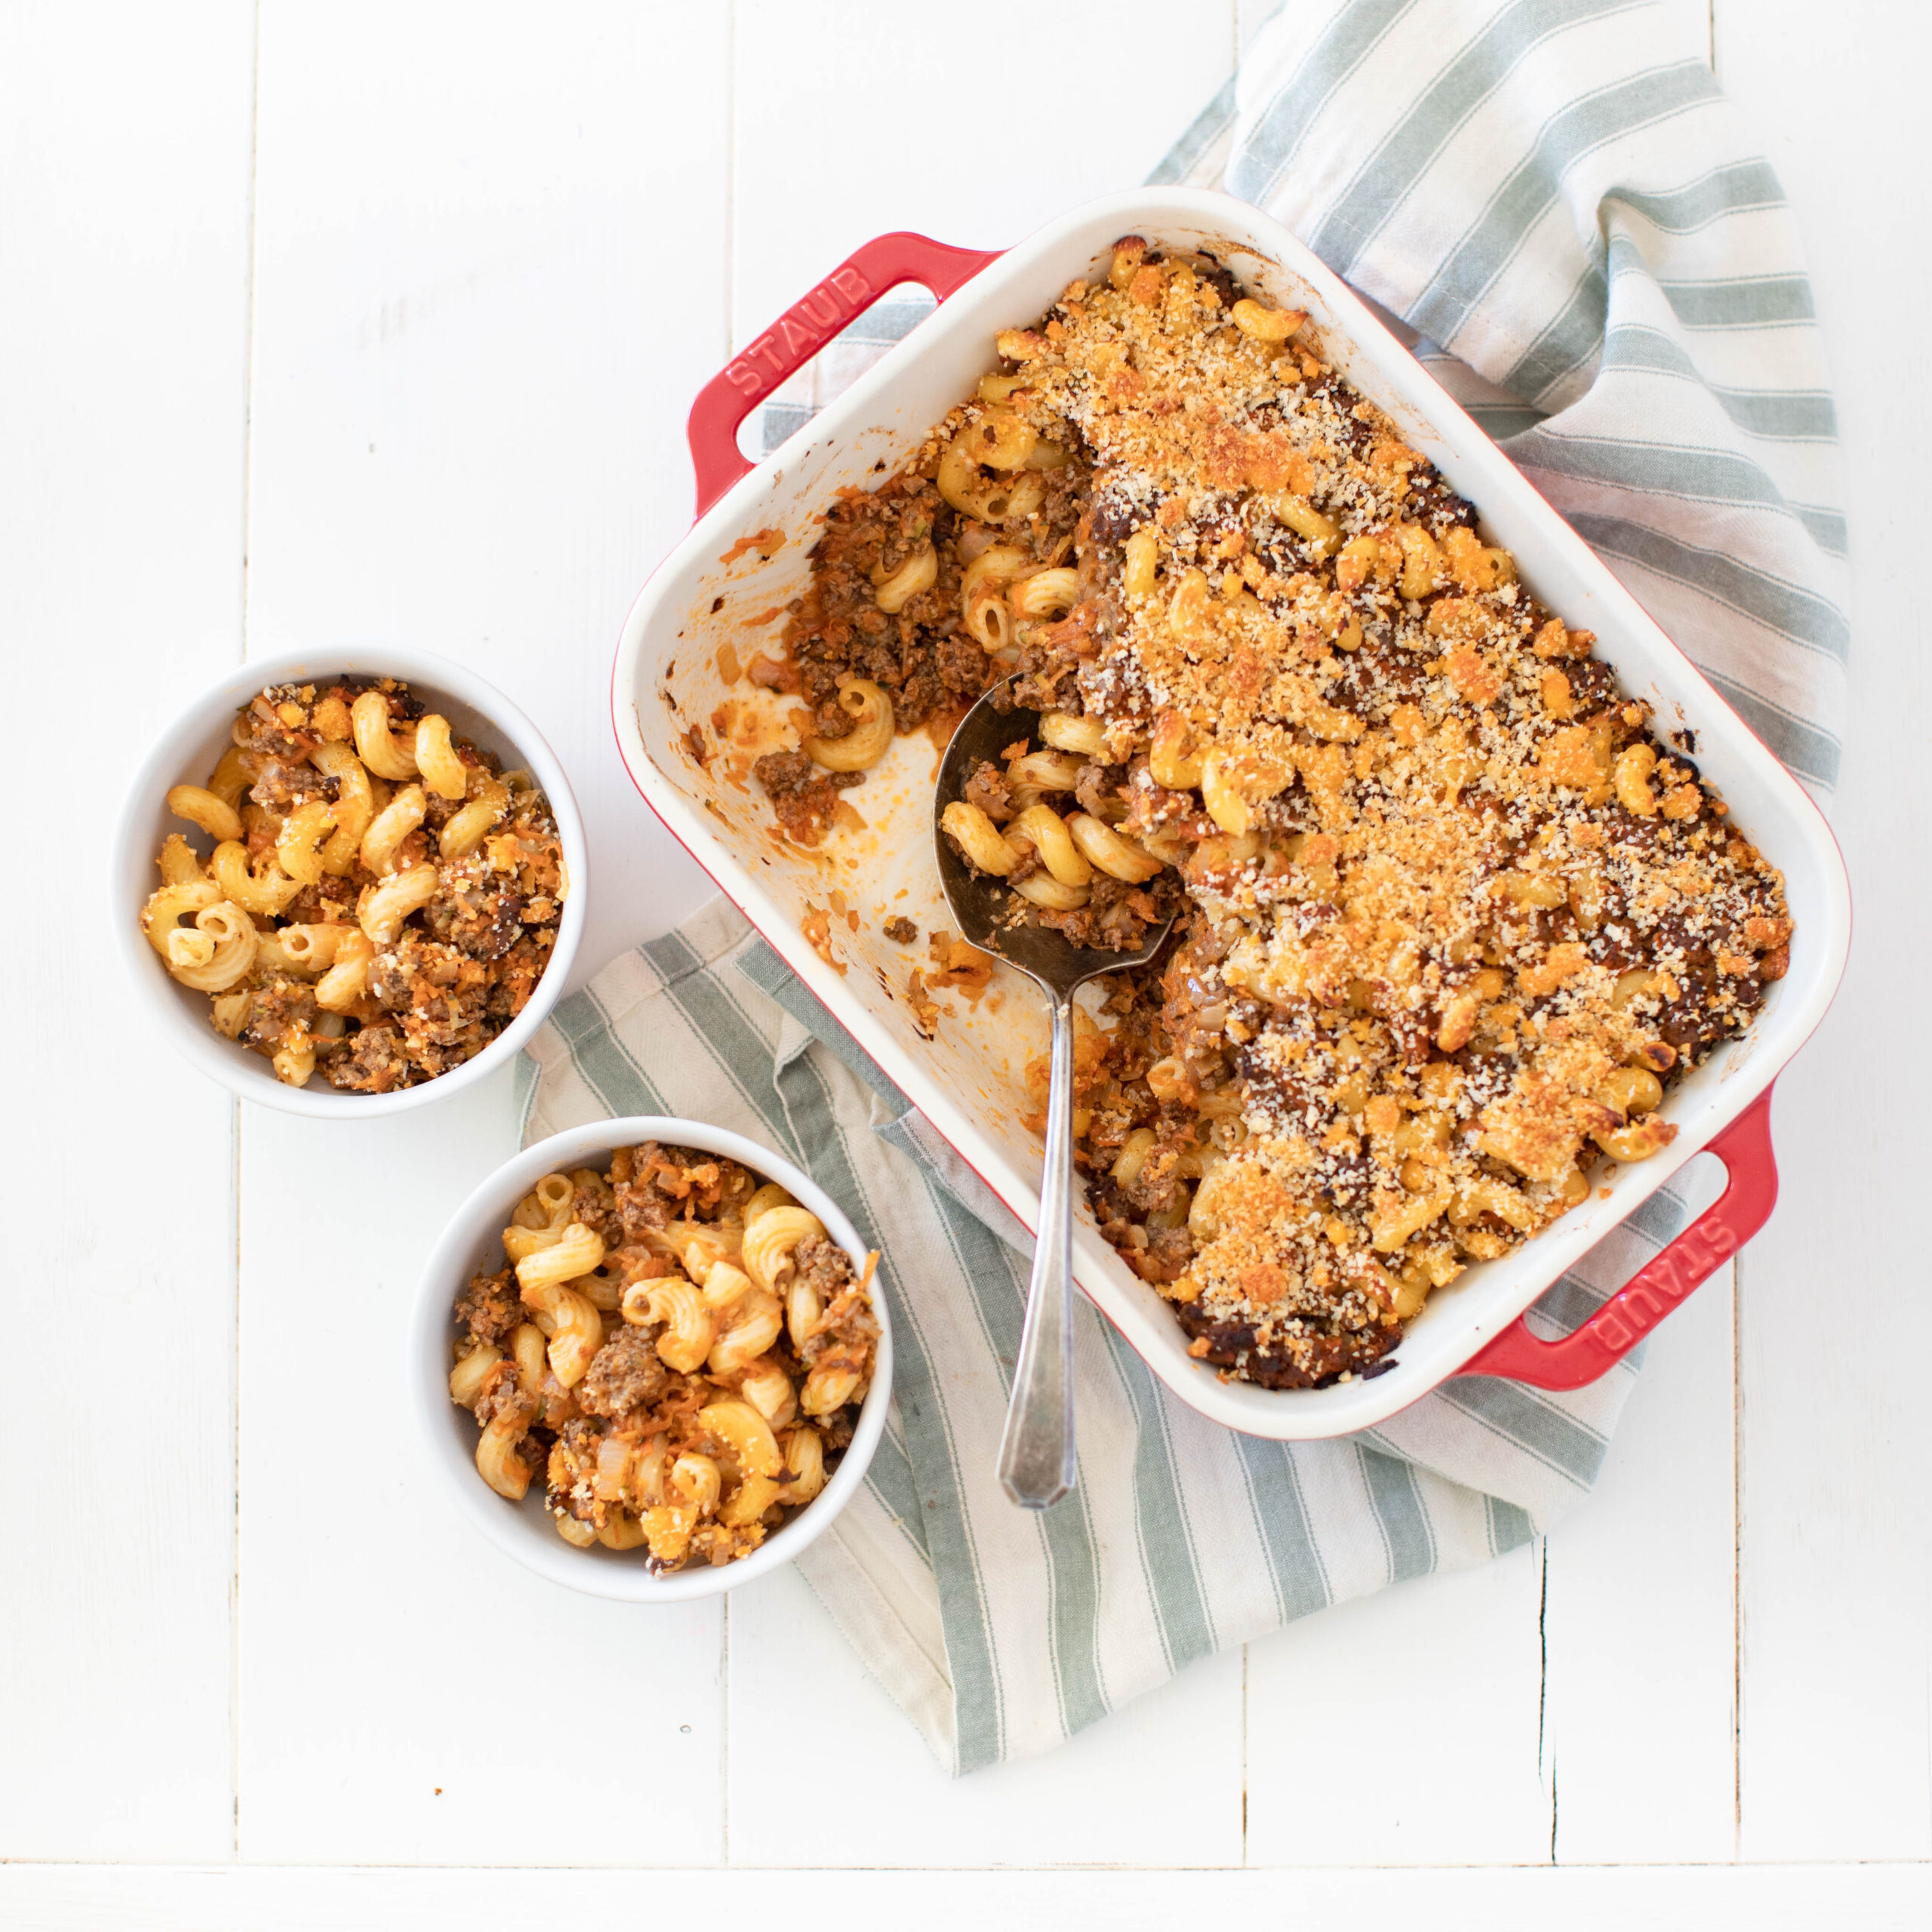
518;897;1704;1771
557;0;1841;1770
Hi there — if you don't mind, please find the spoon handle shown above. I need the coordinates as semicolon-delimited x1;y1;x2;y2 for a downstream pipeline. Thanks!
998;983;1078;1508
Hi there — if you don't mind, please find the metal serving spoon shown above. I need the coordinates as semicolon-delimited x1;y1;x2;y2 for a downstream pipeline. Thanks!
934;678;1177;1509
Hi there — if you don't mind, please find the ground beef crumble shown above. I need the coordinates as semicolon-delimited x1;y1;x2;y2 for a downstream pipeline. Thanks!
457;1266;524;1348
752;748;862;848
576;1326;675;1423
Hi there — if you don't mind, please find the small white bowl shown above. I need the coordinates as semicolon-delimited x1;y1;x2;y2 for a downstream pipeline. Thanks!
111;645;587;1118
411;1116;893;1601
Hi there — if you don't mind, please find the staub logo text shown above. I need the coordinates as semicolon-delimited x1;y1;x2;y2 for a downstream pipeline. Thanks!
724;267;875;399
1591;1217;1743;1353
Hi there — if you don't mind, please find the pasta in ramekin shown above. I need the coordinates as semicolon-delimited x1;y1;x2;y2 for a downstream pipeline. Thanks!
449;1140;880;1571
139;675;565;1092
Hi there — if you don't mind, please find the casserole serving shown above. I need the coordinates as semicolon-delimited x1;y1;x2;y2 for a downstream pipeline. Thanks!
411;1115;893;1601
115;645;588;1119
612;188;1850;1441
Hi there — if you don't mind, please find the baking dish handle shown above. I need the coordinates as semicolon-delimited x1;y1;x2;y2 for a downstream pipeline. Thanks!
686;231;1005;518
1458;1084;1778;1392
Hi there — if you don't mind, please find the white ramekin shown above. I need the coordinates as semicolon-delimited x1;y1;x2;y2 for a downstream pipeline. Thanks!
111;644;587;1118
410;1116;893;1602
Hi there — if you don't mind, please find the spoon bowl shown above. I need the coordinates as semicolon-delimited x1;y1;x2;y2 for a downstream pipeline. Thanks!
934;678;1176;1507
933;683;1176;987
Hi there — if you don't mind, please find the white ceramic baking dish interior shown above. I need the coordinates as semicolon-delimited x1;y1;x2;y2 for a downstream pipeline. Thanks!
113;644;588;1118
410;1115;892;1601
612;186;1850;1441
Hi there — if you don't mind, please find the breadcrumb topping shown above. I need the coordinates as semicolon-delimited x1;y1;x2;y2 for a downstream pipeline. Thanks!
736;238;1793;1388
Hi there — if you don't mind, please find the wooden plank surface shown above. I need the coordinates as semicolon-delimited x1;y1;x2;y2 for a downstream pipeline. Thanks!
3;1861;1929;1930
1713;0;1932;1862
4;0;1926;1892
1245;1543;1552;1865
0;0;256;1862
1541;1252;1740;1863
233;0;734;1863
728;1565;1247;1866
729;0;1235;334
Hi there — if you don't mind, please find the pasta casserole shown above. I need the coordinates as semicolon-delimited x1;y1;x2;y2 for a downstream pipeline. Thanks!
139;677;564;1091
450;1143;880;1570
737;235;1793;1389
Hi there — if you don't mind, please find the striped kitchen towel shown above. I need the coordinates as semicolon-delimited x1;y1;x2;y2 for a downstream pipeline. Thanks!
767;0;1847;795
518;897;1713;1772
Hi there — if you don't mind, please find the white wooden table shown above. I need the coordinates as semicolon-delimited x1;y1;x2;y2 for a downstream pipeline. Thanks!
9;2;1925;1922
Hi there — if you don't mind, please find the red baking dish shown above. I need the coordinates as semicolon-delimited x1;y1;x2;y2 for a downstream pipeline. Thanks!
611;189;1850;1440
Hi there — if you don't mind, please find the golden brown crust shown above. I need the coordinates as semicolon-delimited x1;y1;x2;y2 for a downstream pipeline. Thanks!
734;242;1793;1389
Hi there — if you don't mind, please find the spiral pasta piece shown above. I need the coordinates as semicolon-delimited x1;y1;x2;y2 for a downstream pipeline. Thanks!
803;678;894;773
351;689;420;781
1005;805;1093;888
740;1204;826;1296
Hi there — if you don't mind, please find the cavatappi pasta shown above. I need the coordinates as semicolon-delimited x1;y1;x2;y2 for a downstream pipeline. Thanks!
740;236;1794;1389
140;678;565;1091
451;1143;880;1570
940;713;1183;942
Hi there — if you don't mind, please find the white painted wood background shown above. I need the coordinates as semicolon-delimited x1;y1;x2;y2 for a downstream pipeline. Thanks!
6;0;1925;1921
